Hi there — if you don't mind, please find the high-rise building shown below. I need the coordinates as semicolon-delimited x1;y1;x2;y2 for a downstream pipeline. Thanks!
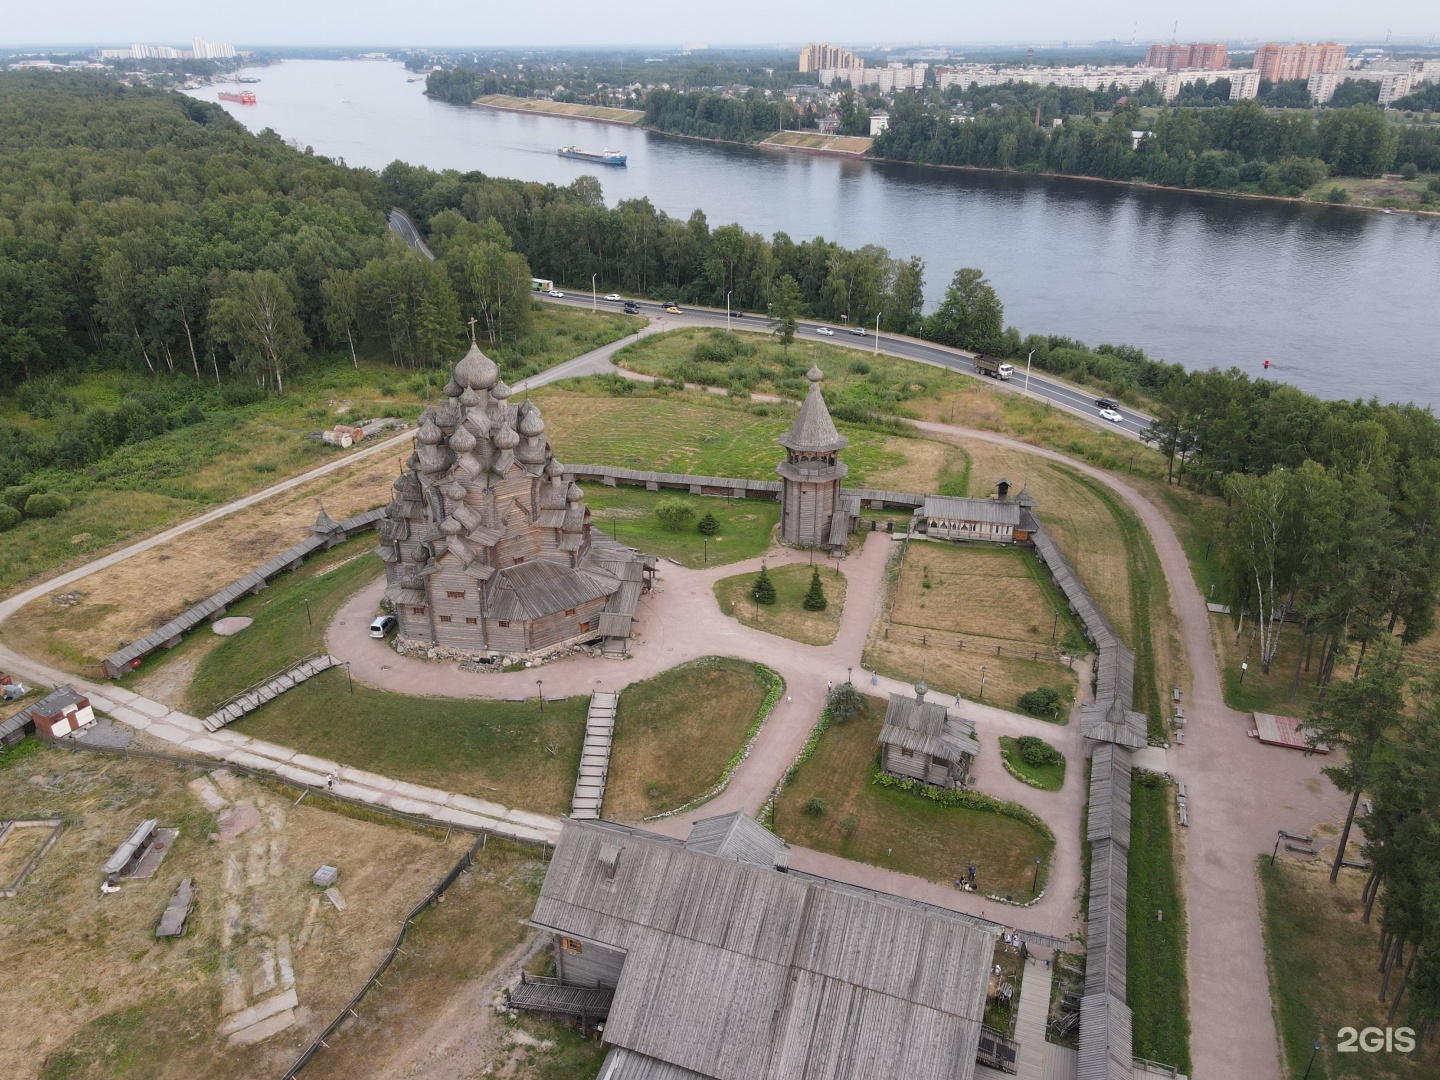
1252;42;1345;82
192;37;237;60
1144;43;1228;72
799;43;856;74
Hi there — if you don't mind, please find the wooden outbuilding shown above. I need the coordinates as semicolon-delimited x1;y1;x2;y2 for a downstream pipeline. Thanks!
879;680;981;789
522;817;996;1080
913;479;1036;545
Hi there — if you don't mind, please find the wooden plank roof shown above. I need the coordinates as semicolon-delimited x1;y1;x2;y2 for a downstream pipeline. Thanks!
683;812;787;867
1077;993;1134;1080
922;495;1023;527
599;1048;712;1080
1086;745;1132;848
880;690;981;760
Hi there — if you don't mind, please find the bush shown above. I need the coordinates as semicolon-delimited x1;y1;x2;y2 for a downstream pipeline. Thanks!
1399;163;1419;181
839;815;857;836
1429;176;1440;195
591;372;635;396
697;510;719;536
752;564;777;605
3;483;38;512
803;796;826;817
24;492;71;518
1015;735;1062;768
654;497;695;532
0;504;20;531
802;566;828;611
827;682;864;724
1017;687;1062;717
1324;186;1351;204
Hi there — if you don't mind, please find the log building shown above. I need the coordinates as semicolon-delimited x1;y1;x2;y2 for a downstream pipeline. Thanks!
377;342;652;662
777;366;859;553
878;680;981;789
913;479;1036;545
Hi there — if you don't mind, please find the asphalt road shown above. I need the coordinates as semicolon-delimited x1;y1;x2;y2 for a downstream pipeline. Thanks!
535;291;1155;439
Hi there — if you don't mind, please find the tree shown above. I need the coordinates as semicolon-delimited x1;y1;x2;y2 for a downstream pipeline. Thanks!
923;268;1004;354
803;566;829;611
753;564;777;605
1307;636;1406;883
697;511;719;535
827;681;864;723
772;274;800;354
321;269;361;369
654;497;695;532
209;270;306;395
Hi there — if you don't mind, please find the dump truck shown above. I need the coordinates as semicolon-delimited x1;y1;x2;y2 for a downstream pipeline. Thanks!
974;355;1014;380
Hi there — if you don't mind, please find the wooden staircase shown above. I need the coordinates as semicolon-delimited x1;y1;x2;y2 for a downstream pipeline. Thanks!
203;654;339;731
570;691;618;819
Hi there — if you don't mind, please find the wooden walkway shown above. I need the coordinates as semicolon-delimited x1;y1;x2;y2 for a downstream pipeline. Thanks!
570;691;618;820
203;655;339;731
1014;956;1053;1080
507;974;613;1020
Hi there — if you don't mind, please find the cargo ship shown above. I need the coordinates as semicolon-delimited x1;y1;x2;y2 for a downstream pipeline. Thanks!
219;91;257;105
558;146;627;166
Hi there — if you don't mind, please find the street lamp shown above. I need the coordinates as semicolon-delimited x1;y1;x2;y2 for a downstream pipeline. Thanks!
702;537;708;564
536;679;545;713
847;667;853;684
345;662;353;694
726;290;732;331
1240;661;1249;685
303;596;312;627
873;313;881;356
1024;349;1035;397
1302;1039;1322;1080
591;273;597;311
1032;857;1042;893
979;666;988;701
1052;609;1060;641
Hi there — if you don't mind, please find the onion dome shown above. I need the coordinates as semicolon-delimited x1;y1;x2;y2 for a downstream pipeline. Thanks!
449;425;477;454
566;482;584;503
914;679;928;701
441;516;463;536
807;365;824;382
416;414;443;445
518;407;545;438
491;378;512;401
493;422;519;449
459;386;483;409
454;341;498;390
544;459;563;478
435;399;459;429
442;379;462;399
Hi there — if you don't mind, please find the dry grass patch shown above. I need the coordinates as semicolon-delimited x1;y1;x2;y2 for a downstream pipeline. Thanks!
713;563;847;646
864;542;1079;710
3;442;407;676
1;744;459;1080
862;438;969;497
605;657;776;821
774;701;1054;899
475;94;643;123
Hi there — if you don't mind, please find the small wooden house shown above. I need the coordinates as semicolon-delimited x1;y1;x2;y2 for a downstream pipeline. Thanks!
879;681;981;789
26;685;95;739
914;479;1036;545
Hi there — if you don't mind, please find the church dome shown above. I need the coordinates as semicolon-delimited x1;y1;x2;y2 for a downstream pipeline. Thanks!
416;414;443;445
491;378;512;401
454;342;498;390
442;379;461;399
493;422;519;449
566;482;584;503
449;425;477;454
459;386;483;409
518;406;545;438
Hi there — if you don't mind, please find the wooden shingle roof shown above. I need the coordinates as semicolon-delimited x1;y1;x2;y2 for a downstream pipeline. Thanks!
880;687;981;761
777;367;847;455
683;812;788;867
921;495;1022;527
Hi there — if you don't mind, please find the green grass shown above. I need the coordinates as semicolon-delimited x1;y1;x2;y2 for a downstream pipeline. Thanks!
534;382;911;485
233;676;589;815
713;563;846;646
604;657;777;820
774;700;1054;899
1128;775;1191;1073
998;736;1066;790
582;486;779;568
174;537;382;712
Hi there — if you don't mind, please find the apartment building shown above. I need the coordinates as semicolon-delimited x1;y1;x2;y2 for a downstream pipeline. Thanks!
1144;42;1229;73
1252;42;1346;82
799;43;857;74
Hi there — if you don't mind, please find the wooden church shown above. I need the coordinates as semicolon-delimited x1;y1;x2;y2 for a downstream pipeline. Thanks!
376;341;651;661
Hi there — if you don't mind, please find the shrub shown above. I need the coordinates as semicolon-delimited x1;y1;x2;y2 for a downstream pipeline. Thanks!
24;492;71;518
803;796;826;817
752;564;777;605
1399;163;1419;181
592;372;635;396
1324;186;1351;204
827;682;864;723
0;504;20;532
654;497;695;533
1015;735;1062;768
1429;176;1440;195
802;566;828;611
3;483;38;512
1017;687;1063;717
839;815;857;836
697;510;719;536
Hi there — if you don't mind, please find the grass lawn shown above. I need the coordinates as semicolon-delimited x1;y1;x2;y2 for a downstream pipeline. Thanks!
1259;857;1437;1079
1216;614;1325;717
713;563;846;646
998;736;1066;791
175;538;382;713
1128;775;1191;1073
604;657;777;821
583;486;779;568
299;840;606;1080
476;93;644;124
863;541;1080;710
234;678;589;815
774;700;1054;899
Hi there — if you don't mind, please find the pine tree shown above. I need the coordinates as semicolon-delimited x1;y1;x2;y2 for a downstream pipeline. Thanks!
697;510;719;536
753;564;777;605
803;565;828;611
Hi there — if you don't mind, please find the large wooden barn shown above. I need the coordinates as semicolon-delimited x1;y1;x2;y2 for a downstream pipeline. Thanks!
520;816;997;1080
913;479;1036;545
376;342;652;661
879;680;981;789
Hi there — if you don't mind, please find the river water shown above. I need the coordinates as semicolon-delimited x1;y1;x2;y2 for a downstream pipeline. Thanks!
189;60;1440;406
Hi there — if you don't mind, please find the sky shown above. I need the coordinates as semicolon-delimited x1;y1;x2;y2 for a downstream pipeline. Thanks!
3;0;1436;48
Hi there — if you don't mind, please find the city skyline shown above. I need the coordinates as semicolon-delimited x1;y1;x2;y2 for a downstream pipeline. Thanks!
3;0;1437;49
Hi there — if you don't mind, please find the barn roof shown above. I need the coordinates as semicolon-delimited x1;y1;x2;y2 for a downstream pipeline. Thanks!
683;812;788;868
531;819;992;1080
777;367;847;455
486;558;620;622
880;685;981;761
920;496;1022;527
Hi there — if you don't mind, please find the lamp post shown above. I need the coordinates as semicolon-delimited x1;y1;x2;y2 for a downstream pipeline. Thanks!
1024;349;1035;397
1032;857;1042;894
1302;1039;1322;1080
1240;661;1249;685
1052;609;1060;641
979;666;988;701
1272;829;1284;866
726;290;732;331
847;667;853;685
536;679;544;713
303;596;312;627
702;537;708;564
874;313;881;356
345;662;353;694
591;273;597;311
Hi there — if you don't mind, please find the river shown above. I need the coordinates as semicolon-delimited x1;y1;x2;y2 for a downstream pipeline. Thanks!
188;60;1440;406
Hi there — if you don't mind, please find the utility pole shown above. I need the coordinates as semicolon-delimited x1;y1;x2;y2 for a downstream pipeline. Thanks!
726;291;732;331
874;313;880;356
1024;349;1035;397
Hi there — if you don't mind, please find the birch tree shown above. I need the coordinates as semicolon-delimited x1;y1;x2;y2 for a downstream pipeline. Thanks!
209;270;306;395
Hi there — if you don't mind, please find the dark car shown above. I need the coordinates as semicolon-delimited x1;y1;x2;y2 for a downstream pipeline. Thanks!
1095;397;1119;409
623;302;641;314
729;309;744;318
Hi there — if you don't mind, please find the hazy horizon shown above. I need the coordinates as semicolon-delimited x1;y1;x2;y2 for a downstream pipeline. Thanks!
4;0;1437;50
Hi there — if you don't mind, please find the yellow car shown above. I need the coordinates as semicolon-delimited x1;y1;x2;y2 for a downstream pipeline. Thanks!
664;305;683;314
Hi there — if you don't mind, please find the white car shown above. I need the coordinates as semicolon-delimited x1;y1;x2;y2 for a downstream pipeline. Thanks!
814;326;835;336
604;293;622;302
548;289;565;298
1099;408;1124;424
